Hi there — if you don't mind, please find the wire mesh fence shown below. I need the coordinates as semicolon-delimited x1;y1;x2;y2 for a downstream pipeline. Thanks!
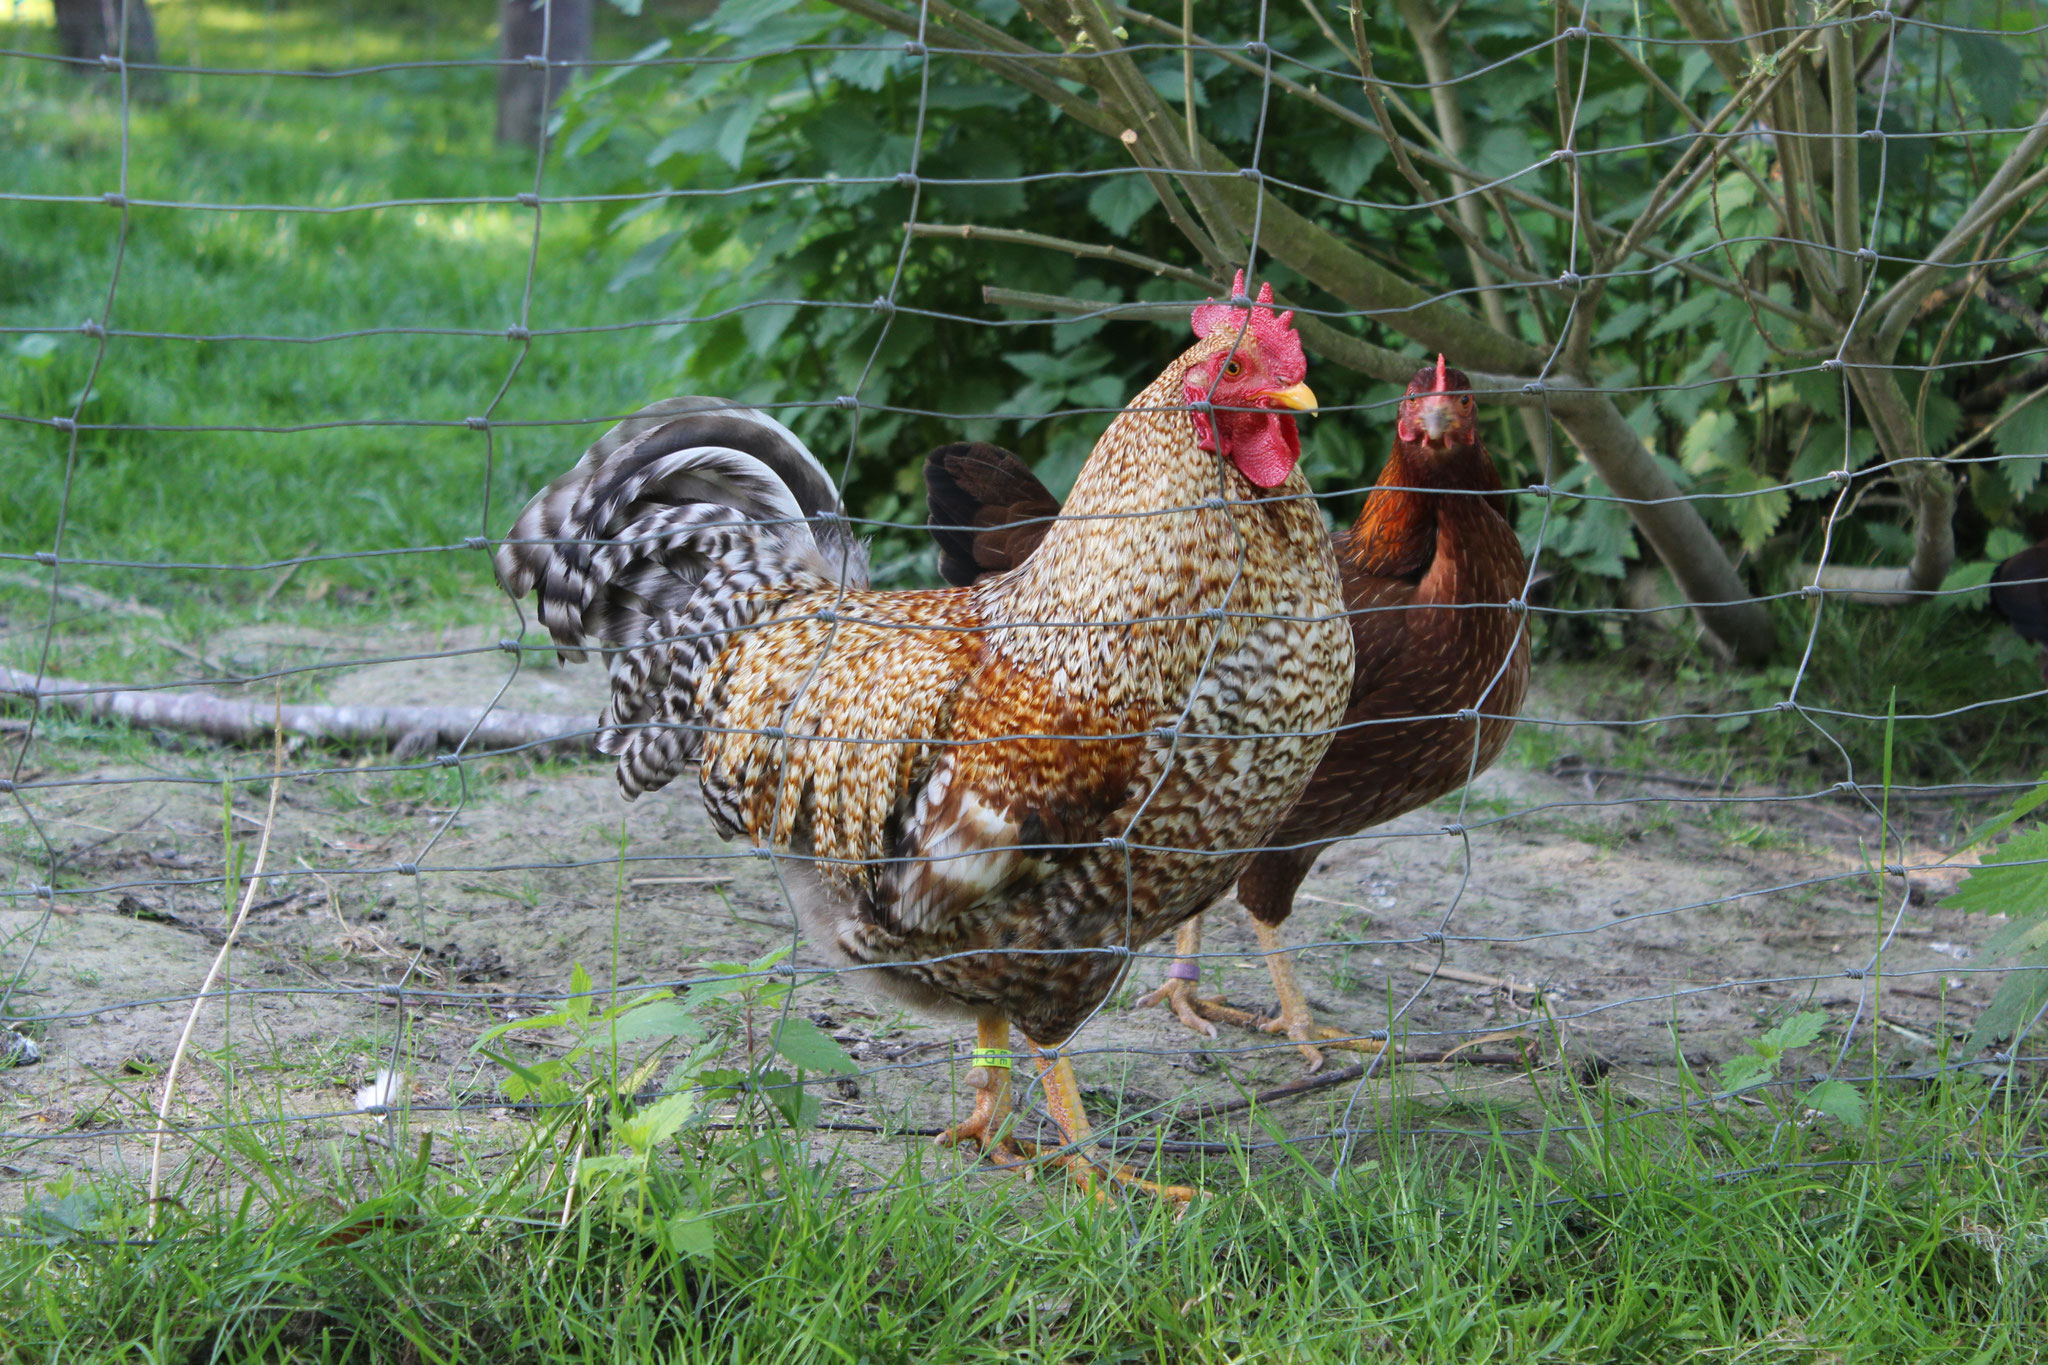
2;0;2046;1231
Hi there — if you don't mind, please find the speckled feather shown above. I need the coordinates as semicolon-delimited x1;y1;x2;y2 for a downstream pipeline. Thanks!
499;342;1351;1045
921;365;1530;934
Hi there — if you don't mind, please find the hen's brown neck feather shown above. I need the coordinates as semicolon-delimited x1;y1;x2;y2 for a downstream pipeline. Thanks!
1341;437;1505;580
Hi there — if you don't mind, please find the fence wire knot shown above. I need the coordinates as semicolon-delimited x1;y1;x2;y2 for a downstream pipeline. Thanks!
496;638;520;654
1844;967;1866;979
465;416;490;431
901;39;925;56
1244;40;1270;57
464;536;489;551
894;171;917;187
397;863;419;877
516;192;539;207
101;191;127;207
504;325;532;342
1556;271;1582;290
50;417;75;433
1523;380;1547;394
79;319;106;338
33;551;58;566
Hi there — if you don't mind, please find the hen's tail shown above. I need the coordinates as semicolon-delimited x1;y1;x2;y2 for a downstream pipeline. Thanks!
1992;542;2048;648
494;398;867;779
921;442;1060;587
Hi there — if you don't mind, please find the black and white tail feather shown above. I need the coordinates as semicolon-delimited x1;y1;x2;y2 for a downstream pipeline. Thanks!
494;398;868;791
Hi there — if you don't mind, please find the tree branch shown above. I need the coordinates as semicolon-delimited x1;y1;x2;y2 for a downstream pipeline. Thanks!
0;667;594;755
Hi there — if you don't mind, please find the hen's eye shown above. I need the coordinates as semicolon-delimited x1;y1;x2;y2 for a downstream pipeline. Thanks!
1223;360;1242;377
1462;396;1473;407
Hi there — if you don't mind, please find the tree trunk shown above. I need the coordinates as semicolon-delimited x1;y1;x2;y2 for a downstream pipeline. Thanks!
496;0;594;146
52;0;161;98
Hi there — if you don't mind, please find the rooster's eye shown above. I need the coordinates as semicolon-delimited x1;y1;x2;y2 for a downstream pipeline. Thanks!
1223;360;1242;378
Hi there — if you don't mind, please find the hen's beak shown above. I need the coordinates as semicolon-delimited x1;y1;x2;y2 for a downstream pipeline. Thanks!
1418;396;1456;440
1265;381;1319;414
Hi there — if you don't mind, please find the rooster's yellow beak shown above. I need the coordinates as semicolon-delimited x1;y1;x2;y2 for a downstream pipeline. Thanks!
1266;382;1319;414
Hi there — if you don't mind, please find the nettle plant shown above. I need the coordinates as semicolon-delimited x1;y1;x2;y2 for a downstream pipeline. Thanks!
474;948;856;1256
1941;775;2048;1056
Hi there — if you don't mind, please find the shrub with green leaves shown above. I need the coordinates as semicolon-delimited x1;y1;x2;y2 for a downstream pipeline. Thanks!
1943;775;2048;1053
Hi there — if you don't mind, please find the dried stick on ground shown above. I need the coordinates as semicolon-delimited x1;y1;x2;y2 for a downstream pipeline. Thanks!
0;665;593;756
146;701;287;1229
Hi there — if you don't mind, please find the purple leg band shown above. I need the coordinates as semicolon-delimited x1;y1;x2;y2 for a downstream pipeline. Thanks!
1166;961;1200;982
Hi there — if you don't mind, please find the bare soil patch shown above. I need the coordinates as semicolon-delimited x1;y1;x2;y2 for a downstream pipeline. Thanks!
0;623;2004;1198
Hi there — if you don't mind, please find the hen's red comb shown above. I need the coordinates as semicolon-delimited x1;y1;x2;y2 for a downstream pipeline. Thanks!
1436;353;1448;392
1190;270;1306;380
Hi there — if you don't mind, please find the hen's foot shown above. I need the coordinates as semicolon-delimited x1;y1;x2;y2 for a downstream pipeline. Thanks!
1133;975;1261;1038
1256;1009;1388;1074
1253;920;1387;1074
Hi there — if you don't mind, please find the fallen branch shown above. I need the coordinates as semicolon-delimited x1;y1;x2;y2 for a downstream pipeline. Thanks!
148;700;286;1228
0;665;594;755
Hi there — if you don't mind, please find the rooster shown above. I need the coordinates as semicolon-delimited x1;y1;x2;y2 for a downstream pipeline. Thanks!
496;278;1352;1197
925;357;1529;1071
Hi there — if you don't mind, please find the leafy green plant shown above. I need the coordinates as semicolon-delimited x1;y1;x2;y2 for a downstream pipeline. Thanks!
1715;1008;1867;1131
473;949;856;1256
1941;773;2048;1051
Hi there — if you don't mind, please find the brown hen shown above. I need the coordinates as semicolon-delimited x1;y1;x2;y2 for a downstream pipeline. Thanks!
496;279;1353;1196
924;358;1530;1070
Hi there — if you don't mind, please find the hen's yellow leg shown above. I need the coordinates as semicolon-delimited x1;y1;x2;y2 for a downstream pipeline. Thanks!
1134;917;1262;1037
1024;1044;1202;1205
1253;918;1389;1073
935;1016;1022;1161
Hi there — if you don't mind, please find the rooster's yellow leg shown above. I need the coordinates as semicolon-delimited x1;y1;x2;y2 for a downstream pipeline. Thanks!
1023;1043;1202;1205
935;1016;1021;1160
1133;917;1262;1037
1252;918;1389;1074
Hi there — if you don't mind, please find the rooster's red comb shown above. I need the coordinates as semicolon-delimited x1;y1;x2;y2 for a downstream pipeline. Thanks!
1190;271;1305;380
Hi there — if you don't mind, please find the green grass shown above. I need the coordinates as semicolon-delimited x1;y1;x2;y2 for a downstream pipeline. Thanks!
8;1046;2045;1362
1;0;685;619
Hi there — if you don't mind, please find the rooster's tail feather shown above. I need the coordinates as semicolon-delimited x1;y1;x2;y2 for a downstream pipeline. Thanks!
494;397;867;660
494;399;868;792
